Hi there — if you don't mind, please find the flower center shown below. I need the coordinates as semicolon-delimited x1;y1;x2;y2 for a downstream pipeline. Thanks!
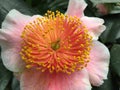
20;11;92;74
51;39;60;51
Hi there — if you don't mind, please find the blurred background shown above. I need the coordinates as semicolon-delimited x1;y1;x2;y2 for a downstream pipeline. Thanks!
0;0;120;90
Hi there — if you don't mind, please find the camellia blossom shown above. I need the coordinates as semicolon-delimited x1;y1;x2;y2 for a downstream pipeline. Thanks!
0;0;110;90
96;3;109;15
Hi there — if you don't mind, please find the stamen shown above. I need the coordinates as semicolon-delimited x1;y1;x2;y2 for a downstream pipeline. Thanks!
20;10;92;74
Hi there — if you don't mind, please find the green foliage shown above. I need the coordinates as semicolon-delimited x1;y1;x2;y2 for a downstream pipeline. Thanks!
87;0;120;16
90;0;120;4
111;44;120;77
100;14;120;43
0;60;12;90
11;78;20;90
24;0;68;15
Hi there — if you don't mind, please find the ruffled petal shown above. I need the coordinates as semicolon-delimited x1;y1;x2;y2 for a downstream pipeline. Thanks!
86;41;110;86
1;46;25;72
20;69;91;90
0;9;31;72
81;16;106;40
2;9;31;32
0;28;26;72
0;9;42;72
66;0;87;17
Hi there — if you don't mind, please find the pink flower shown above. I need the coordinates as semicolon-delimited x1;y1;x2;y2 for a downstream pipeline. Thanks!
96;4;108;15
0;0;110;90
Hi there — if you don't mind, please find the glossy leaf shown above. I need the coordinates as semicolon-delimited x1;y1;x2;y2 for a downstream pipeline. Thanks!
0;0;38;25
12;77;20;90
0;60;12;90
110;44;120;77
100;14;120;43
90;0;120;4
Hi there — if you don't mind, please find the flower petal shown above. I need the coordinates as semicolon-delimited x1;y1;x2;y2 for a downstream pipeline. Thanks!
0;10;42;72
0;9;31;72
0;29;26;72
86;41;110;86
81;16;106;40
2;9;31;31
20;69;91;90
66;0;87;17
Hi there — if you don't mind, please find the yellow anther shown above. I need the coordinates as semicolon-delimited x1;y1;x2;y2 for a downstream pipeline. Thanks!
26;65;32;69
20;10;92;74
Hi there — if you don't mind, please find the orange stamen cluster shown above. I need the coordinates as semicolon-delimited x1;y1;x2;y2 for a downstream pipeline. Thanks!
20;11;92;74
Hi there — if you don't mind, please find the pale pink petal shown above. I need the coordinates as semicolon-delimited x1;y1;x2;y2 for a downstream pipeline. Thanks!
2;9;42;32
0;9;42;72
66;0;87;17
81;16;106;40
0;29;25;72
20;69;91;90
86;41;110;86
0;9;30;72
2;9;31;32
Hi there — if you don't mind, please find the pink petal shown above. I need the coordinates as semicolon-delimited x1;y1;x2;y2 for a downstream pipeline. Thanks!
81;16;106;40
1;44;25;72
20;69;91;90
2;9;31;32
86;41;110;86
0;9;41;72
0;28;26;72
66;0;87;17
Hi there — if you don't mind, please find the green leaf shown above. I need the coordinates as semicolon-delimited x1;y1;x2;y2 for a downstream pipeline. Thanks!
90;0;120;4
100;14;120;43
110;6;120;14
12;77;20;90
25;0;32;6
27;0;68;15
48;0;68;12
87;0;120;16
0;60;12;90
85;0;96;16
0;0;38;25
110;44;120;77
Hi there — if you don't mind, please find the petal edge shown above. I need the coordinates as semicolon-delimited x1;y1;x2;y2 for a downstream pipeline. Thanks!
66;0;87;17
87;41;110;86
